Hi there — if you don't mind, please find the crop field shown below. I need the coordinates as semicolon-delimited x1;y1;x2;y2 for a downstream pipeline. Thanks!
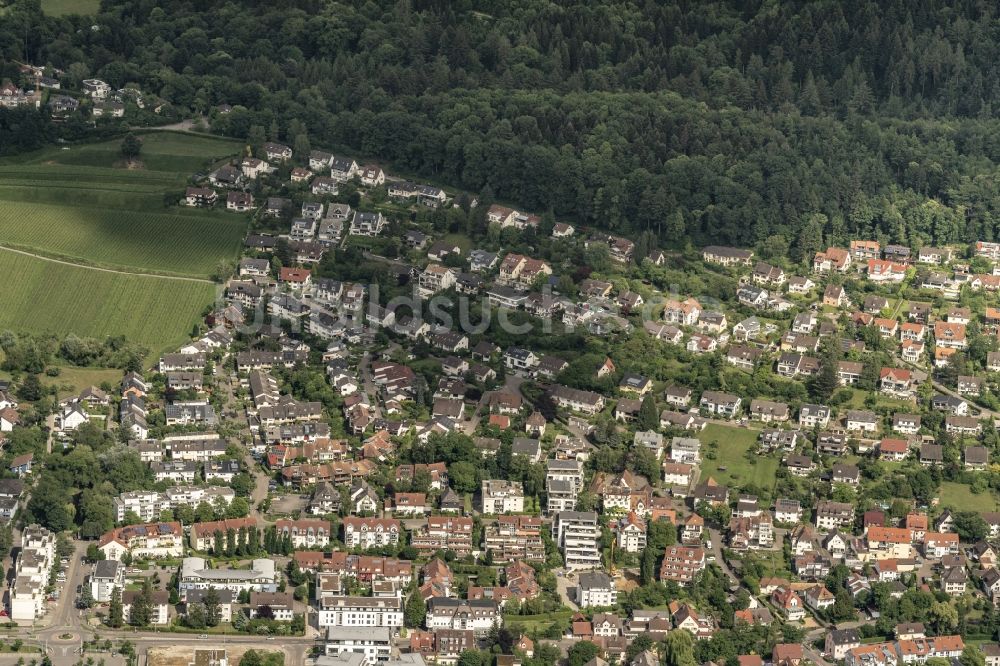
0;132;247;277
11;132;244;174
0;198;248;277
0;132;242;357
0;250;217;355
40;0;100;15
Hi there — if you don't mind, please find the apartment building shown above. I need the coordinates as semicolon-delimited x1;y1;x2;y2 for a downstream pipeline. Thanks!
178;557;279;599
546;459;585;514
551;511;602;570
114;486;235;522
343;518;402;549
275;519;332;548
98;522;184;561
317;595;404;629
659;545;706;585
10;525;56;621
426;598;502;637
90;559;125;603
480;480;525;514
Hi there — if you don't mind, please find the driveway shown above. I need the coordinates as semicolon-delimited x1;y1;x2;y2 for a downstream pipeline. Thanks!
554;570;579;610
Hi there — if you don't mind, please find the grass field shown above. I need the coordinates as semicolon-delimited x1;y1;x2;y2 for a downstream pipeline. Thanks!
7;132;244;174
0;251;216;355
938;481;999;512
42;365;126;398
443;233;474;252
697;423;778;490
41;0;100;15
503;610;572;633
0;132;242;181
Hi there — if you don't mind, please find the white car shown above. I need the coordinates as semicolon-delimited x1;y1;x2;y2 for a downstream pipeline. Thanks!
706;540;712;550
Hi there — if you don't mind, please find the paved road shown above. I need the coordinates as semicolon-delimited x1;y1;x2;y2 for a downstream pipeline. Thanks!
895;352;1000;421
138;118;206;134
219;370;269;512
804;627;835;666
554;570;579;611
705;527;739;585
358;352;382;420
44;414;56;454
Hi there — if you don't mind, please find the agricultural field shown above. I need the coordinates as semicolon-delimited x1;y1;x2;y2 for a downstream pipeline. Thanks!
40;0;100;15
0;132;241;356
0;131;247;277
10;131;243;174
0;198;248;277
0;250;217;356
697;423;778;491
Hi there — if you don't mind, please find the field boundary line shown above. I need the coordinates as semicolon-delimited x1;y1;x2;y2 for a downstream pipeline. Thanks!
0;244;215;283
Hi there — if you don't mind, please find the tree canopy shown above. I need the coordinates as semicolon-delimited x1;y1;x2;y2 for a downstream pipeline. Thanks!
5;1;1000;247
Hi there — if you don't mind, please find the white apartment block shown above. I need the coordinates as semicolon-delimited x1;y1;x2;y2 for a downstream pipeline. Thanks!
480;480;524;514
90;559;125;603
11;525;55;621
426;598;502;637
342;518;401;549
552;511;602;570
113;486;235;522
178;557;279;599
324;626;393;662
317;595;403;629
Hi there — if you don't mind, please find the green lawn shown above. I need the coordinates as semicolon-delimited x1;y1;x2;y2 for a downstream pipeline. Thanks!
443;233;474;252
841;387;912;411
697;423;778;490
42;365;125;398
938;481;999;512
0;251;216;357
504;610;572;633
744;549;791;577
41;0;100;15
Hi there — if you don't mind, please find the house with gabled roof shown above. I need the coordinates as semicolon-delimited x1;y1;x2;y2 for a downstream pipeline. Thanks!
880;367;913;397
771;587;805;621
814;247;851;273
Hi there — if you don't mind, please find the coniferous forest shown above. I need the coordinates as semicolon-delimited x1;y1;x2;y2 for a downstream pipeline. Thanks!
5;0;1000;251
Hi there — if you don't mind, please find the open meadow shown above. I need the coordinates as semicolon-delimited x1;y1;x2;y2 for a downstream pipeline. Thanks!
938;481;1000;513
0;197;248;277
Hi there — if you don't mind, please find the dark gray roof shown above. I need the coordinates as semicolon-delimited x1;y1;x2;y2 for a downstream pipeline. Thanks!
93;559;122;579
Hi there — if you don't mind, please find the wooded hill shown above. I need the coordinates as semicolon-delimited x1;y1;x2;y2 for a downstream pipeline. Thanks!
6;0;1000;254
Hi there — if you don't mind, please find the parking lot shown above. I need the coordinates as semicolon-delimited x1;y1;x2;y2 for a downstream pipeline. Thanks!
267;493;309;516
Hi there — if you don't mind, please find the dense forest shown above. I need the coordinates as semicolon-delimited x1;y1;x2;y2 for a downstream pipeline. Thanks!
7;0;1000;251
